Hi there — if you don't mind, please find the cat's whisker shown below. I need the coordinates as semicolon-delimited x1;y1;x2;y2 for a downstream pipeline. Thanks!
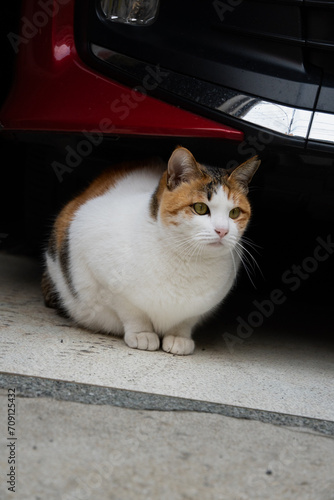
165;233;208;263
237;241;263;277
233;245;258;288
170;239;200;261
239;235;262;254
229;247;239;281
229;235;263;288
186;240;205;263
192;239;206;265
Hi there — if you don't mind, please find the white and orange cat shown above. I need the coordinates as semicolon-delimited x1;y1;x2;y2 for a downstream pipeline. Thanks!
42;147;260;355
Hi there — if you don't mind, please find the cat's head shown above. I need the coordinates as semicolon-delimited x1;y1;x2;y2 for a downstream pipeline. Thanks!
151;147;260;254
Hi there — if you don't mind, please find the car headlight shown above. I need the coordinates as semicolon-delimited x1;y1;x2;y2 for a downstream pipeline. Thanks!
100;0;160;26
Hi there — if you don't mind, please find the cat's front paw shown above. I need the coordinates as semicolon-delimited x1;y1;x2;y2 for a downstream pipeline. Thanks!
162;336;195;355
124;332;160;351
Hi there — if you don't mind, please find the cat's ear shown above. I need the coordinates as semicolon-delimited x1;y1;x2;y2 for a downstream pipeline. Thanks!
227;156;261;193
167;147;202;190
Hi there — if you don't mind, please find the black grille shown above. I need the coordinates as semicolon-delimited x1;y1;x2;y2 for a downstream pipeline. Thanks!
75;0;334;116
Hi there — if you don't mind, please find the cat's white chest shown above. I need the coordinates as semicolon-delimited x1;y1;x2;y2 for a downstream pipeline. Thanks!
124;249;235;331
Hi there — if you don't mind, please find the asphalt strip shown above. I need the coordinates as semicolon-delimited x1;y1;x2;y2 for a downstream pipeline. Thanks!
1;372;333;437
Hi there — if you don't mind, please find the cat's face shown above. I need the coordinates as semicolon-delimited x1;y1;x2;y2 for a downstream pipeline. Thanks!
155;147;260;255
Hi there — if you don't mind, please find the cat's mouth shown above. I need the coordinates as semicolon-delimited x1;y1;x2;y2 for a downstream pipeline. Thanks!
207;239;225;248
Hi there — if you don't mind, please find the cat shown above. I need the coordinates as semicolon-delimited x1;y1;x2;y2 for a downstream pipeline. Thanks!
42;147;260;355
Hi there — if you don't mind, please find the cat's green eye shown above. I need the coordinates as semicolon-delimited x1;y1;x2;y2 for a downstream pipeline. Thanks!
229;207;241;219
193;202;210;215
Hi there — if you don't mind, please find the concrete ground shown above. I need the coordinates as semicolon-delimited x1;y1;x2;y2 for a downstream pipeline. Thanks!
0;252;334;500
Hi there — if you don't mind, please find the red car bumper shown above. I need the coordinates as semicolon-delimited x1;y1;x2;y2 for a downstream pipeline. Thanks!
1;0;243;141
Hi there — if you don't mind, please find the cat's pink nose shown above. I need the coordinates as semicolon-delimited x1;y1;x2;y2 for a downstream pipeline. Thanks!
215;227;229;238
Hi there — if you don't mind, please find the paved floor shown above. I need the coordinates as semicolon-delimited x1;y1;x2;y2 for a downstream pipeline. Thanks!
0;253;334;499
1;392;334;500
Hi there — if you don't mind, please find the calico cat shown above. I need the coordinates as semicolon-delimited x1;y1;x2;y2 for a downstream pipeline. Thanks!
42;147;260;355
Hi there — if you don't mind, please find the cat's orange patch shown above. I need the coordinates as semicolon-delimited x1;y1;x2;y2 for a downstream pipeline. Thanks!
159;176;211;225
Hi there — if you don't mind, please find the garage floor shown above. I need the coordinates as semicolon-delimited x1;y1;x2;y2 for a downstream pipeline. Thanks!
0;252;333;499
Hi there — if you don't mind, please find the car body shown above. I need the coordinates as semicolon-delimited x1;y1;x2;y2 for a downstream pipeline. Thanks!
2;0;334;151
